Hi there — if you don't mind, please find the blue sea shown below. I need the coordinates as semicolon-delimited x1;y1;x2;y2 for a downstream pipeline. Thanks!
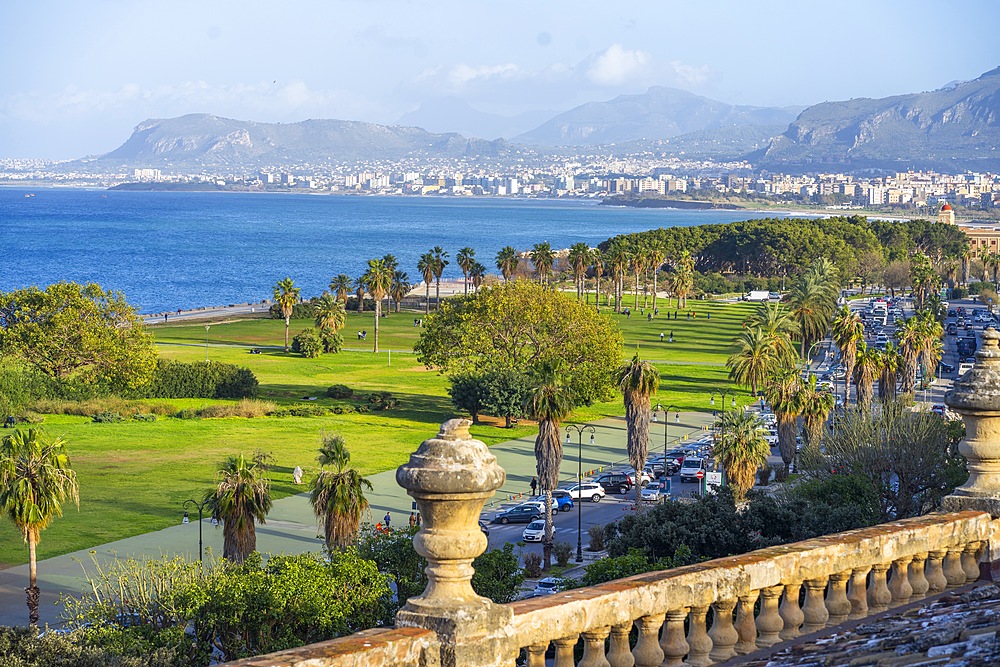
0;188;810;313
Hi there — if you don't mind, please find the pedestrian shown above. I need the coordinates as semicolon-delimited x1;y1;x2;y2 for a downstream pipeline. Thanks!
707;312;711;320
660;332;664;342
654;307;659;316
669;331;674;342
530;476;538;495
383;511;391;528
415;512;422;527
409;512;416;527
647;313;652;321
292;465;303;485
687;312;691;320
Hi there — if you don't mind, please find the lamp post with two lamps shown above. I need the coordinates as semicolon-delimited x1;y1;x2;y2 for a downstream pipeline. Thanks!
205;324;211;362
182;497;215;563
652;403;680;468
565;424;595;564
710;390;738;493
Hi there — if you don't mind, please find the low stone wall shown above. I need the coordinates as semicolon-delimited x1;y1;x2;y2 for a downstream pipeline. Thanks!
219;627;436;667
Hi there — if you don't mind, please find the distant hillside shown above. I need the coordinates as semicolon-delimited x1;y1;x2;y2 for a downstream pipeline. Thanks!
89;114;508;169
754;67;1000;171
514;86;801;146
396;97;555;140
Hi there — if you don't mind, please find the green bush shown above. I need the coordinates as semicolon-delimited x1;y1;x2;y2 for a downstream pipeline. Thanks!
142;360;259;400
0;626;183;667
367;391;398;410
173;408;201;420
291;329;323;358
522;552;543;578
269;301;316;320
92;411;125;423
951;286;968;299
17;411;45;424
272;405;328;417
553;541;573;567
132;413;157;422
587;524;606;551
320;331;343;354
968;281;987;296
330;405;356;415
326;384;354;399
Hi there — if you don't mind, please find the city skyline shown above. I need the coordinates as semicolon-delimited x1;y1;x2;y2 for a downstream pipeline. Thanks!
1;0;998;159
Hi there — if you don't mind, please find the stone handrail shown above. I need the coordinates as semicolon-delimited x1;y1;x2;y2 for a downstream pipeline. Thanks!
219;627;435;666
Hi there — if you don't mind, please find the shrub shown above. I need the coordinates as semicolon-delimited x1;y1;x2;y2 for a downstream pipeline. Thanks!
553;541;573;567
587;524;606;552
320;331;343;354
522;552;543;578
132;413;157;422
757;465;773;487
199;399;277;419
272;404;328;418
92;411;124;423
951;286;968;299
142;360;259;400
291;329;324;358
367;391;398;410
269;301;316;319
17;411;44;424
326;384;354;399
355;404;370;414
174;408;201;420
0;626;182;667
470;543;525;604
331;405;356;415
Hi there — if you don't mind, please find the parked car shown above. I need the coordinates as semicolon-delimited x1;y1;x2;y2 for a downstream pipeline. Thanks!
551;489;574;512
493;503;543;524
623;468;652;487
939;361;955;374
526;495;559;512
522;520;547;542
640;480;670;502
679;457;706;483
533;577;563;596
594;473;632;494
565;482;606;502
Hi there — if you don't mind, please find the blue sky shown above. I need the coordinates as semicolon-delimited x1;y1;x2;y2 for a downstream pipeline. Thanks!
1;0;997;159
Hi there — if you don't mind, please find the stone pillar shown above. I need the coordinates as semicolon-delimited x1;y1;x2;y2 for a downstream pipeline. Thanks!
826;571;852;624
847;567;870;620
867;563;892;613
633;615;665;667
755;586;783;647
580;627;612;667
395;419;511;667
708;599;738;662
734;591;759;655
944;547;967;586
801;577;829;633
553;636;578;667
660;608;690;667
944;327;1000;518
607;623;635;667
909;553;929;600
926;550;948;593
525;644;547;667
963;541;983;582
685;605;713;667
888;557;913;607
779;582;804;640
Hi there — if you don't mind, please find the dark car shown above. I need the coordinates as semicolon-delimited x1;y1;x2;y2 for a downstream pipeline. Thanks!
948;309;957;318
595;473;632;494
939;362;955;374
947;324;958;335
492;504;542;524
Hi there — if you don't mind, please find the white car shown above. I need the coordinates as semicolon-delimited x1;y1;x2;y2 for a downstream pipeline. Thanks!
640;481;669;502
526;495;559;511
764;432;779;445
533;577;563;596
565;482;606;502
522;520;547;542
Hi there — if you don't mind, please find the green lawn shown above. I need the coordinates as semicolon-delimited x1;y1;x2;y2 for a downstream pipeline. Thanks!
0;302;753;566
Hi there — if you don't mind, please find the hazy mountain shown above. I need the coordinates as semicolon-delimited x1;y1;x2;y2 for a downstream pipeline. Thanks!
91;114;508;168
514;86;802;146
397;97;555;140
754;67;1000;171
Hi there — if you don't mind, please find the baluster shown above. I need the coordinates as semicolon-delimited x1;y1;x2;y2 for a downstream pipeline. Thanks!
580;627;612;667
553;636;579;667
779;582;804;640
909;553;929;600
734;591;759;655
825;571;852;625
660;608;690;667
608;623;635;667
632;614;664;667
926;550;948;593
944;547;966;587
685;605;713;667
755;585;783;648
525;644;548;667
962;541;982;582
867;563;891;613
801;577;829;633
708;598;738;662
887;556;913;607
847;566;870;620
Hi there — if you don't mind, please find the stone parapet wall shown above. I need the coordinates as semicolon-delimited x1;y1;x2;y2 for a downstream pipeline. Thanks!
219;627;437;667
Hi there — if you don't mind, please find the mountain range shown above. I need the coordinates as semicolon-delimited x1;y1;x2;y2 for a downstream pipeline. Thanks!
87;67;1000;172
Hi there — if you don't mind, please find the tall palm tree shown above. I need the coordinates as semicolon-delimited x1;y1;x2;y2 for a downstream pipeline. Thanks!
469;261;486;293
362;258;392;353
495;246;519;283
525;362;574;570
606;242;629;312
567;243;591;301
456;247;476;295
896;316;923;395
273;277;301;352
853;343;882;415
919;317;944;384
390;270;412;313
417;252;435;314
310;435;372;552
329;274;353;304
794;374;835;453
728;328;775;396
787;274;835;358
746;301;798;364
206;453;272;564
647;243;666;312
591;249;605;309
673;251;695;308
614;352;660;506
878;342;901;404
763;365;801;472
381;254;399;314
314;293;346;335
432;246;449;310
530;242;556;286
712;411;770;501
628;245;644;310
0;429;79;625
353;277;366;315
831;305;864;405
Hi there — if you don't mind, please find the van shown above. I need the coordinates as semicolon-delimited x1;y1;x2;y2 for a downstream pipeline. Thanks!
958;362;974;377
679;458;705;483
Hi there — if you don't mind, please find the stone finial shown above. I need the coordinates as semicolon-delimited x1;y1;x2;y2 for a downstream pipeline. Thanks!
944;327;1000;517
394;419;510;667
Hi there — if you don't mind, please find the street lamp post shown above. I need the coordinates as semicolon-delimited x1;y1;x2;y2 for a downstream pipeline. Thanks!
652;403;680;470
182;498;213;563
710;390;737;495
205;324;211;361
565;424;595;564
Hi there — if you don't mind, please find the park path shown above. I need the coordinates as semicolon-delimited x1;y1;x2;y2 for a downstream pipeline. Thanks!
0;412;717;628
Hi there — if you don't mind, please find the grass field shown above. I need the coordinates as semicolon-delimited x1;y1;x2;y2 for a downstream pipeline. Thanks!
0;299;754;566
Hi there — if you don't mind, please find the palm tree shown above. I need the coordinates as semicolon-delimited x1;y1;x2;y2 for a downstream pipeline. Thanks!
831;305;864;405
614;352;660;506
591;249;604;309
787;273;835;358
381;254;399;314
310;434;372;552
206;453;272;564
469;261;486;293
853;343;882;415
896;316;922;395
728;328;775;396
878;342;900;403
495;246;519;283
0;429;79;625
432;246;449;310
605;242;629;312
390;271;412;313
362;258;392;353
273;277;301;352
456;247;476;295
712;411;770;501
525;362;574;570
628;245;643;310
647;243;666;312
746;301;798;364
530;242;556;286
673;251;695;308
353;277;366;315
794;374;835;453
763;365;802;472
919;316;944;384
314;293;346;335
567;243;591;301
417;252;435;314
329;274;353;304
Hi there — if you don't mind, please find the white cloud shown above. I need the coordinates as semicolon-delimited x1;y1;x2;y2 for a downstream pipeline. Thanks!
586;44;650;85
447;63;520;88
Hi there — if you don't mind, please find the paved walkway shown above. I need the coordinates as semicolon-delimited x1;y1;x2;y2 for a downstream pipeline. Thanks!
0;412;716;628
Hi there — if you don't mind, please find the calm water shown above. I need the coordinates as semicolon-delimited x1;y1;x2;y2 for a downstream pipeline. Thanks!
0;188;803;313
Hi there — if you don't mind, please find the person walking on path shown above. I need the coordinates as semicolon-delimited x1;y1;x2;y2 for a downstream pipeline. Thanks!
408;512;416;527
383;511;391;528
530;476;537;496
415;512;422;527
660;332;664;342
